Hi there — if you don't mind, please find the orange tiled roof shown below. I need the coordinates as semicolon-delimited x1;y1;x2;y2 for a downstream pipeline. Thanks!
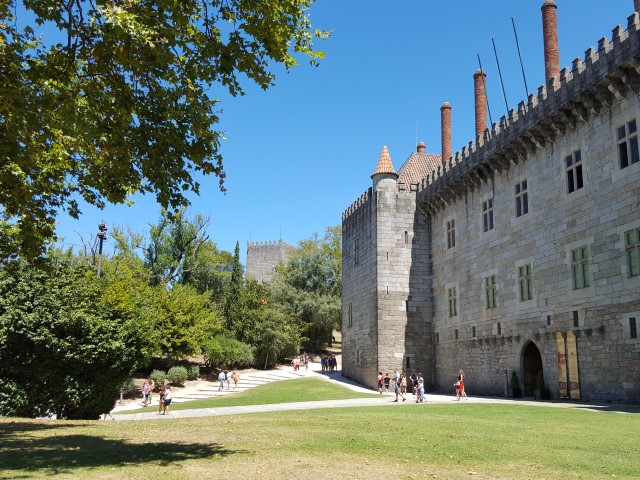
371;146;396;176
397;151;441;186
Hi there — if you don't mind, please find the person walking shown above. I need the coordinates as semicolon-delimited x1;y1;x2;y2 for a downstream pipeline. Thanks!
455;369;468;400
148;379;155;407
141;380;150;406
383;373;391;394
394;370;405;402
218;370;226;391
157;385;166;414
226;371;233;390
401;373;407;400
410;370;418;396
162;385;172;414
416;373;425;403
233;371;239;390
378;372;384;394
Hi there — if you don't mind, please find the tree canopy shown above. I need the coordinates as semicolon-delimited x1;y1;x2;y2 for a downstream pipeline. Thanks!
272;226;341;351
0;0;326;260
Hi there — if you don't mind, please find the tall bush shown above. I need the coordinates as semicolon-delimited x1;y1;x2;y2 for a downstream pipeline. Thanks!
203;335;254;369
0;260;149;419
167;366;188;386
149;370;167;390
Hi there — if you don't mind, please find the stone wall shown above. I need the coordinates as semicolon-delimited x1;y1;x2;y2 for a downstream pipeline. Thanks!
341;9;640;403
246;240;293;284
342;188;378;388
428;92;640;403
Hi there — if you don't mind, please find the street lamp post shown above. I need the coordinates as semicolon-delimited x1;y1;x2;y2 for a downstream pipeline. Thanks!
97;221;107;278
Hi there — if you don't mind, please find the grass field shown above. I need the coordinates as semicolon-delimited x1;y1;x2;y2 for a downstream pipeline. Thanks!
119;377;375;414
2;379;639;480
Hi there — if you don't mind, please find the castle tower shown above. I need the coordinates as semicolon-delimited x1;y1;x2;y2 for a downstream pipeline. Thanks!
246;240;293;283
342;144;437;389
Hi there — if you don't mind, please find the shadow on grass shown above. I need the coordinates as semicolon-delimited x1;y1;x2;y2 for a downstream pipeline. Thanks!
573;404;640;414
0;421;246;476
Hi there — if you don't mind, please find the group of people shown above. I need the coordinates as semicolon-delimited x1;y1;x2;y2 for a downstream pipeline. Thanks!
378;369;424;403
291;354;309;371
141;379;173;414
377;369;468;402
217;370;239;390
321;355;337;371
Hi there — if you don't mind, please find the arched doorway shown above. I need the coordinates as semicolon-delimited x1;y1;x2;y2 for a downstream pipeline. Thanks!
522;341;543;397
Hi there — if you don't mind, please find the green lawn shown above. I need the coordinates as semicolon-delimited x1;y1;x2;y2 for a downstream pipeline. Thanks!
119;377;376;414
1;380;639;479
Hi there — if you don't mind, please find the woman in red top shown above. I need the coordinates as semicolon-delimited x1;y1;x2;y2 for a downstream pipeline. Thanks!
455;370;468;400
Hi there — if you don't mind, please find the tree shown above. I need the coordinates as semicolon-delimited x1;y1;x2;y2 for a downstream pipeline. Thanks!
0;260;149;419
223;241;244;332
149;283;223;359
143;209;214;286
0;0;327;260
272;226;341;351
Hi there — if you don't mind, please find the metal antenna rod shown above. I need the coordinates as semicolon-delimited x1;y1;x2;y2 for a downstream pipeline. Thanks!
512;16;530;98
477;53;493;127
492;37;509;113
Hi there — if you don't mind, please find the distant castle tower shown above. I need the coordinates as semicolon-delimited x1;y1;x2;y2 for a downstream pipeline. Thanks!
246;240;293;283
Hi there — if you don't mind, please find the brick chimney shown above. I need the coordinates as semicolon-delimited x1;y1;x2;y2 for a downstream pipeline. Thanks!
541;0;560;84
441;102;452;163
635;0;640;13
473;70;487;137
417;141;426;153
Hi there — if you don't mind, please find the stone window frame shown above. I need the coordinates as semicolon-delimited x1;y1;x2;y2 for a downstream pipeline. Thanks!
493;321;502;335
447;285;458;317
617;118;639;169
482;196;495;232
564;236;596;296
620;311;640;342
446;218;456;249
514;179;529;218
565;149;584;194
515;258;534;303
484;274;497;309
624;227;640;278
405;354;414;371
347;303;353;328
444;282;460;318
616;219;640;291
570;245;591;290
353;238;360;267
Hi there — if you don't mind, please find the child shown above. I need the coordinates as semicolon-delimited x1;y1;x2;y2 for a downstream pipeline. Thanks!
383;373;391;394
157;385;166;414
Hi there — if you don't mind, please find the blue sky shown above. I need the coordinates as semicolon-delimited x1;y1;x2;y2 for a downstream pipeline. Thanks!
53;1;634;265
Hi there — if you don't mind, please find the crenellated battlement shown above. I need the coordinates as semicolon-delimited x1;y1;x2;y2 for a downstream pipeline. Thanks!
417;12;640;211
342;187;372;222
247;239;290;249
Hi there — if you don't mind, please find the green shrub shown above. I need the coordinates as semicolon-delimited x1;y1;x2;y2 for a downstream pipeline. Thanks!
203;335;254;369
149;369;167;390
0;260;149;419
167;366;188;386
187;365;200;380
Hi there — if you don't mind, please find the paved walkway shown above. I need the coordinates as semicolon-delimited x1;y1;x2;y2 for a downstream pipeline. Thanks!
110;363;638;421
